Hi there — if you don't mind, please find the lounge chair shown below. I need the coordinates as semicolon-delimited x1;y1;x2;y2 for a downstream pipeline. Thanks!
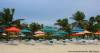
65;39;70;42
52;39;57;44
25;39;35;45
91;39;99;45
7;40;19;45
62;40;68;45
78;39;88;45
46;40;54;45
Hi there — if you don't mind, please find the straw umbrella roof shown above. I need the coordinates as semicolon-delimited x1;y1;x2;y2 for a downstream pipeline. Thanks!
82;30;91;34
75;32;84;34
34;31;45;37
76;30;91;34
34;31;45;35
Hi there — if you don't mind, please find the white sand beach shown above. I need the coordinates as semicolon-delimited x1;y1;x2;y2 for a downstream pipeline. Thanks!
0;43;100;53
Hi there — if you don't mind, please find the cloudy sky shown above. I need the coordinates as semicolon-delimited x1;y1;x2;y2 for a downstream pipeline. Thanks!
0;0;100;26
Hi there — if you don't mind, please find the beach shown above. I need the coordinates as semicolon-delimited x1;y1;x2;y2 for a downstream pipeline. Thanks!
0;43;100;53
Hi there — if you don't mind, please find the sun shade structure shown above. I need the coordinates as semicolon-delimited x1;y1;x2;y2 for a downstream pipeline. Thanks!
5;27;20;32
75;32;84;35
68;33;81;36
41;26;57;33
54;31;68;37
72;27;84;33
67;32;85;36
95;31;100;35
35;31;45;35
21;29;31;32
81;30;91;34
68;30;92;37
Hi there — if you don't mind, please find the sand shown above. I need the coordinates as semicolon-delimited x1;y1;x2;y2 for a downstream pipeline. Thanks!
0;43;100;53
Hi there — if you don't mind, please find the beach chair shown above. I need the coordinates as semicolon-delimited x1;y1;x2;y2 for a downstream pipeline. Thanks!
65;39;70;42
47;40;54;45
38;39;44;42
56;39;66;45
25;39;35;45
42;40;48;44
93;39;98;45
52;39;57;44
62;39;68;45
79;39;88;45
56;40;62;45
7;39;19;45
86;40;94;44
19;34;25;40
35;40;40;43
41;40;48;44
70;38;78;43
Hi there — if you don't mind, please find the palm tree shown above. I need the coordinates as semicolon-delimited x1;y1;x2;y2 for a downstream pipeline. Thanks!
1;8;24;27
29;22;43;34
11;19;24;28
95;15;100;23
71;11;85;29
0;12;4;24
94;15;100;31
72;11;85;21
88;16;95;32
20;23;29;29
2;8;15;23
55;18;71;33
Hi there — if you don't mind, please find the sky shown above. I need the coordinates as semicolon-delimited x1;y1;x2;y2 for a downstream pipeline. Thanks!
0;0;100;26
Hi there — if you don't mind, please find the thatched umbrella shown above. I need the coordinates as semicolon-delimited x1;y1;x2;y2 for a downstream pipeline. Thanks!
78;30;92;39
35;31;45;35
82;30;91;34
33;31;46;39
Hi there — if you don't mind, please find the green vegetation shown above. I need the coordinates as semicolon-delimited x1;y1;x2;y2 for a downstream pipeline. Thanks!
0;8;100;40
0;8;24;27
55;18;71;33
29;22;43;34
